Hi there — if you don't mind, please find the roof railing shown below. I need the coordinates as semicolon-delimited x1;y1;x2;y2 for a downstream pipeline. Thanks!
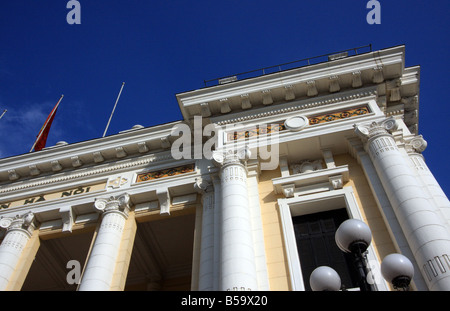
203;44;372;87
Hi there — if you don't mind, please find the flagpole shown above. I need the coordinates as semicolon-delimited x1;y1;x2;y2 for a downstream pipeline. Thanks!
103;82;125;138
29;94;64;152
0;109;6;121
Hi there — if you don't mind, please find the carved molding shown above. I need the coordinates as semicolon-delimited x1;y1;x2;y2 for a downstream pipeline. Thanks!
215;90;377;126
291;160;323;174
0;152;175;194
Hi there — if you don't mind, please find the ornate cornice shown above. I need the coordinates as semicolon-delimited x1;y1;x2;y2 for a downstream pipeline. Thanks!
215;90;377;126
0;152;174;195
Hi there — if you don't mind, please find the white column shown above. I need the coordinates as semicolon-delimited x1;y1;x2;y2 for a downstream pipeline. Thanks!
78;193;130;291
0;212;35;290
355;118;450;290
213;148;258;291
406;136;450;230
195;177;215;291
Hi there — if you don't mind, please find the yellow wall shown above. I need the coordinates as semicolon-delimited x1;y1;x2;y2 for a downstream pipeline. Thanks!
258;168;291;290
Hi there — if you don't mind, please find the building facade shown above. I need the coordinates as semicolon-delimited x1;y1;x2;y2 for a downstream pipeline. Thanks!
0;45;449;291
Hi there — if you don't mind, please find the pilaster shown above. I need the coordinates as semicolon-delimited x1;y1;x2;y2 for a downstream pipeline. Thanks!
194;177;216;291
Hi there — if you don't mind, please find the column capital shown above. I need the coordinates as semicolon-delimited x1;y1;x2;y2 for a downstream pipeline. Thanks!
354;117;398;141
212;147;251;167
94;193;130;218
0;212;35;237
405;135;428;154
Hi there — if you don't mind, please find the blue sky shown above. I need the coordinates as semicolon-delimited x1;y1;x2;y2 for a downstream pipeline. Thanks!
0;0;449;195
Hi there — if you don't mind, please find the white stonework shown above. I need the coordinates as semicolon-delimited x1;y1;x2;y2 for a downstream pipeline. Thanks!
0;45;448;291
214;148;258;291
355;118;450;290
78;194;130;291
0;212;35;290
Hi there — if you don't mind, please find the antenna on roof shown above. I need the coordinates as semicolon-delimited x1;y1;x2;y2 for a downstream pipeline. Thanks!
102;82;125;138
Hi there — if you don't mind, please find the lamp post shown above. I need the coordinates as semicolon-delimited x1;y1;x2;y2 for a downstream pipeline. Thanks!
309;219;414;291
335;219;374;291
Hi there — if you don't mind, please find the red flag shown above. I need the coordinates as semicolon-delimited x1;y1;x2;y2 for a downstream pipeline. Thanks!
31;95;64;152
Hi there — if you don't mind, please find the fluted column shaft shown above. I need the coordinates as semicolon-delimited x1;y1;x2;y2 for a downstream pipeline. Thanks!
0;212;35;290
355;119;450;290
78;194;130;291
214;149;258;291
406;136;450;231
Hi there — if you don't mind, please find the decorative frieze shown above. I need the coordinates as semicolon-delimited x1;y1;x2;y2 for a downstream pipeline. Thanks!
215;90;376;126
227;123;285;141
309;105;370;125
226;105;370;142
135;164;195;183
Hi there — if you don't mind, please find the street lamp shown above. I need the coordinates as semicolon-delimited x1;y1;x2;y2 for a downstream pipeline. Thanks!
309;218;414;291
309;266;342;291
381;253;414;290
335;219;374;291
